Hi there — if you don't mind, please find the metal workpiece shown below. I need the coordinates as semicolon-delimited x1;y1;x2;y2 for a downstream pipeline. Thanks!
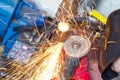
64;35;91;58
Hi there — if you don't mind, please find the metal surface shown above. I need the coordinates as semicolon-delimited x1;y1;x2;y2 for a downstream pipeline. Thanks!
64;36;91;58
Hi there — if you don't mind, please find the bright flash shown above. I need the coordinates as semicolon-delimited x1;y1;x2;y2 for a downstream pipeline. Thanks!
58;22;70;32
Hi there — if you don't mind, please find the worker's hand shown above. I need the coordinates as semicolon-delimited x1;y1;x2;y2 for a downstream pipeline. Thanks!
112;57;120;73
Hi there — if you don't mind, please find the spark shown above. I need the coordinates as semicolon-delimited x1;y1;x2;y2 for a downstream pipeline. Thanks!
58;22;70;32
5;43;64;80
33;43;63;80
107;41;117;44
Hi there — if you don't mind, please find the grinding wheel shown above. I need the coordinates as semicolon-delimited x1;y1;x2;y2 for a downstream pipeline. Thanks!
64;35;91;58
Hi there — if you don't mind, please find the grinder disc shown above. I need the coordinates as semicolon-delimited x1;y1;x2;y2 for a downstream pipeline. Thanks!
64;35;91;58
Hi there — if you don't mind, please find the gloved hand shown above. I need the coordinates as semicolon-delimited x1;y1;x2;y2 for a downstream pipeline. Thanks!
71;56;91;80
102;64;118;80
